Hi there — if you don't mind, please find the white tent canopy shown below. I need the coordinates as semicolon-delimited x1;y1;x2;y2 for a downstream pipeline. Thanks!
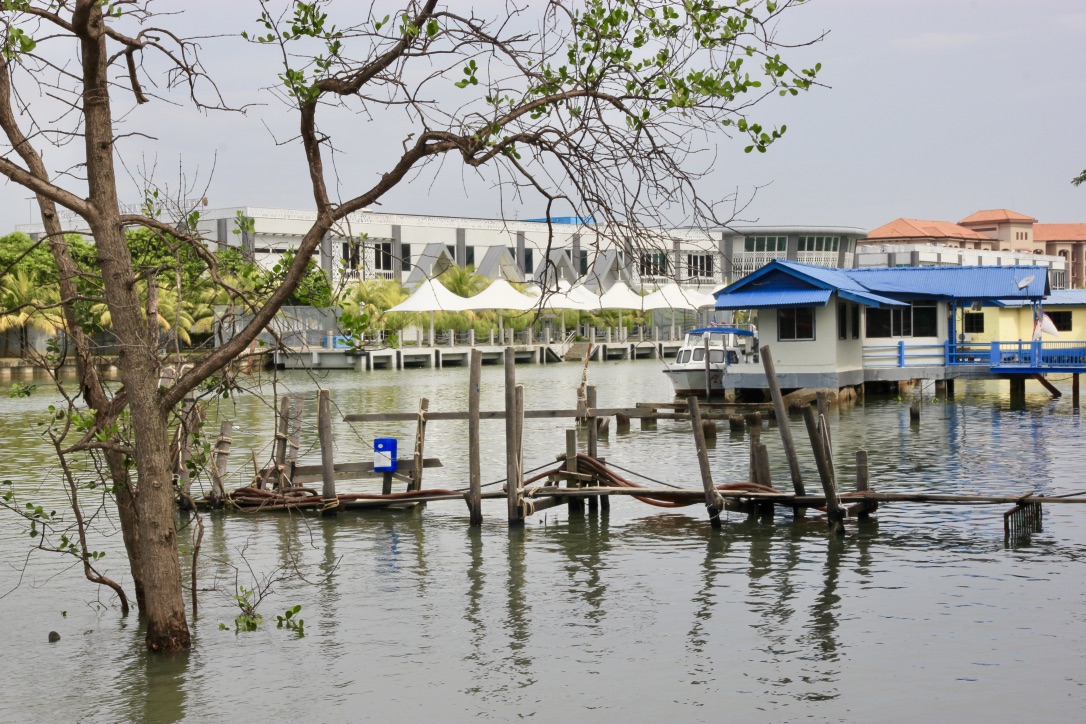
598;281;645;310
641;282;714;312
460;278;536;311
387;278;471;313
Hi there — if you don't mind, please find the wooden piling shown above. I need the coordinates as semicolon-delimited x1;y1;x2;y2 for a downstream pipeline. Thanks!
801;404;844;535
467;349;483;526
566;428;583;515
616;413;631;433
317;390;338;517
851;448;876;520
687;397;722;528
728;414;744;433
640;414;657;431
760;345;806;498
816;391;831;449
410;397;429;492
1009;377;1026;407
505;350;523;526
1075;373;1081;411
207;419;232;507
272;396;291;490
586;386;601;513
701;420;717;440
909;400;921;422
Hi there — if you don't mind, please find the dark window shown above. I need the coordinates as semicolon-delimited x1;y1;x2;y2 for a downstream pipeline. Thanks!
523;248;534;274
851;304;860;339
375;242;394;271
465;245;475;267
1049;311;1073;331
686;254;714;277
779;307;815;341
866;302;938;338
446;244;456;260
838;302;847;340
341;241;361;270
639;252;669;276
579;250;588;274
400;243;412;271
912;302;937;337
963;312;985;334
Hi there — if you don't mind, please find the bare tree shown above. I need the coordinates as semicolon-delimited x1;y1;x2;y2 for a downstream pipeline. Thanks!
0;0;820;652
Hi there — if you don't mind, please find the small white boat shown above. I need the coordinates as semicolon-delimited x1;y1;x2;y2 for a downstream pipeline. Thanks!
664;326;758;396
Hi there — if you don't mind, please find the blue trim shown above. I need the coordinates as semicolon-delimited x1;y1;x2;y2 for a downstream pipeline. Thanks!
689;327;755;337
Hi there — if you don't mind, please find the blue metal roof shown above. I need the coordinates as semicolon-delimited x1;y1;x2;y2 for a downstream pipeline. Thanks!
847;265;1050;300
715;260;1049;311
689;326;756;336
715;287;832;310
998;289;1086;307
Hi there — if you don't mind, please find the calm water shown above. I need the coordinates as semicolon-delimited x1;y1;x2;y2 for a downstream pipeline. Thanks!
3;360;1086;722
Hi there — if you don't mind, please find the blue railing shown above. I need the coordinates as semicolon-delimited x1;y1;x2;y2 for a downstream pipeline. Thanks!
990;341;1086;369
863;340;1086;370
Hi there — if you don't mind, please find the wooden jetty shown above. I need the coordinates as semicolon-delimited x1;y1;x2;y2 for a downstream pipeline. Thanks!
190;345;1077;541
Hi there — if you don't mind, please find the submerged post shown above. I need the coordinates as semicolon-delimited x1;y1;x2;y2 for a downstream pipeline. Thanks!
802;404;845;535
467;349;483;526
272;395;291;490
587;386;600;512
411;397;429;492
505;350;523;526
761;345;806;499
687;396;722;529
317;390;337;517
566;428;583;515
209;419;232;507
1074;374;1081;411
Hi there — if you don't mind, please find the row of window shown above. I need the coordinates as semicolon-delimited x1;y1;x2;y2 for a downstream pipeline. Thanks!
963;311;1073;333
799;236;840;252
351;242;540;274
777;302;940;341
743;235;787;252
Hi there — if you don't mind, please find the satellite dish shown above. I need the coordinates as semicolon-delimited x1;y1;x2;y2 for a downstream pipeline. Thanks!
1016;275;1035;290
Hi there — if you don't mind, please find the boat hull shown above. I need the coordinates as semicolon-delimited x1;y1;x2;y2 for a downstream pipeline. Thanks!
664;366;728;396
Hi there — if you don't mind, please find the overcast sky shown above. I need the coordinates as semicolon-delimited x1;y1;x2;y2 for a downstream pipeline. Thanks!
2;0;1084;233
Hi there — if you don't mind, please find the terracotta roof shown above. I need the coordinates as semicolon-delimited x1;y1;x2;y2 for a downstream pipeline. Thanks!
958;209;1037;224
1034;223;1086;242
866;218;994;241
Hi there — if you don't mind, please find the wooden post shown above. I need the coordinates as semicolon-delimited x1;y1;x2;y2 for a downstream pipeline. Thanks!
272;395;290;490
566;428;583;515
1075;373;1081;411
1009;376;1026;407
176;397;197;506
909;400;921;422
468;349;483;526
410;397;429;492
816;391;831;451
282;396;304;490
209;419;232;507
755;442;771;488
801;405;844;534
703;334;711;398
728;414;744;433
687;397;722;528
746;412;761;483
516;383;525;497
616;413;631;433
586;386;600;512
854;448;875;520
317;390;337;517
760;345;806;498
505;350;523;526
382;471;393;495
702;420;717;440
641;414;657;431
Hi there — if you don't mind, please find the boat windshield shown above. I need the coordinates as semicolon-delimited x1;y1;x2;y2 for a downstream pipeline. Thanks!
686;332;730;348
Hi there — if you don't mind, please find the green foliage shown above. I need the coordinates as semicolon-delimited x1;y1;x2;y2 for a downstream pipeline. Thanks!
276;604;305;635
8;382;35;398
1074;170;1086;187
0;232;57;281
125;227;207;287
264;250;332;307
230;586;263;632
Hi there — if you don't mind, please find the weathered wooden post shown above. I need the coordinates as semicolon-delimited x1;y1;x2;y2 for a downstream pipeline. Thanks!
745;412;761;483
586;386;600;512
687;396;722;529
317;390;338;517
467;349;483;525
505;349;524;526
410;397;429;492
616;413;631;433
816;391;831;449
853;448;877;520
703;334;711;398
566;428;583;515
728;414;744;433
801;404;845;535
1074;373;1081;411
209;419;232;507
761;345;806;499
909;400;921;423
272;395;291;489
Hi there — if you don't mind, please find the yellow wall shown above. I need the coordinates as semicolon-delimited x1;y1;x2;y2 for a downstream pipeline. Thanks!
965;305;1086;342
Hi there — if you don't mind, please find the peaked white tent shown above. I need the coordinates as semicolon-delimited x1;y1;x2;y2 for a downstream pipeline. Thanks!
460;278;537;340
598;281;645;310
387;278;471;346
640;282;710;311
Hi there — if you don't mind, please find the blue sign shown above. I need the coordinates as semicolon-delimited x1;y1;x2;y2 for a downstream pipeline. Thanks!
374;438;397;472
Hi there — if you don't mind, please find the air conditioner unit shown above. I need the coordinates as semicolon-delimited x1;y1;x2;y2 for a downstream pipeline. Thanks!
970;301;982;312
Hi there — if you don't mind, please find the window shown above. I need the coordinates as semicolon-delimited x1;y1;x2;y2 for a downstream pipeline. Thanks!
375;242;394;271
578;250;588;274
743;235;787;252
692;348;705;362
1048;311;1073;331
709;349;725;363
401;244;412;271
341;241;361;270
963;312;984;334
686;254;714;278
639;252;669;276
465;245;475;267
798;236;840;252
838;302;847;340
446;244;456;260
851;304;860;339
523;248;534;274
866;302;938;338
778;307;815;341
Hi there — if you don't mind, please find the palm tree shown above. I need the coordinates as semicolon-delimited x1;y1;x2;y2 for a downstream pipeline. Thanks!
0;270;63;358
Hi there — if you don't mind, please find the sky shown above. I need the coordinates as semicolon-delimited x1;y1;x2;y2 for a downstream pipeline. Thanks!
1;0;1084;233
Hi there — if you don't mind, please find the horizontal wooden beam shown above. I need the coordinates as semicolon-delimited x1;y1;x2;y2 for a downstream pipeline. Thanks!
290;457;443;484
344;408;753;423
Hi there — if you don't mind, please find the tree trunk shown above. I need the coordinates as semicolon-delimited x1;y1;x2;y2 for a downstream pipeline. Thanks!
75;0;189;651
